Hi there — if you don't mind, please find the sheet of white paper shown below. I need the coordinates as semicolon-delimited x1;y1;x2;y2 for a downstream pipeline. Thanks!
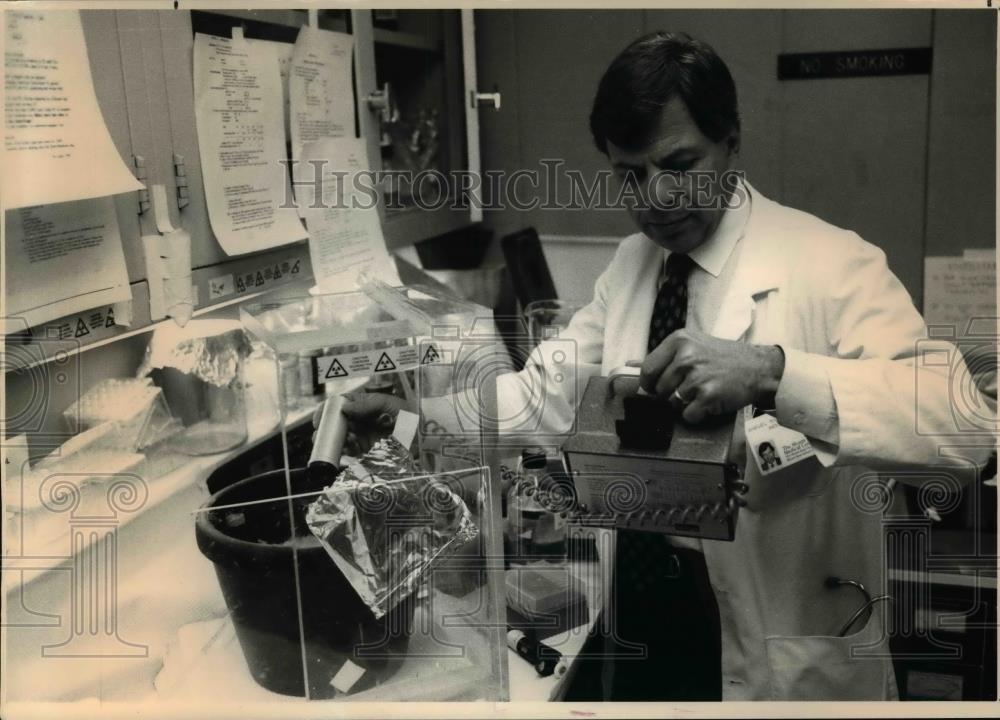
193;32;306;256
963;247;996;261
4;197;131;328
289;26;354;162
3;10;143;209
924;254;997;336
297;138;399;293
246;38;294;144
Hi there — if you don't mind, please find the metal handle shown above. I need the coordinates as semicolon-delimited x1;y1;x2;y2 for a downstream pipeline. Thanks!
365;82;395;123
470;89;501;111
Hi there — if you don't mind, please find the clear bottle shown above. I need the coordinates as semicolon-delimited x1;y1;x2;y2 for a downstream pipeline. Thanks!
505;449;547;564
529;457;568;562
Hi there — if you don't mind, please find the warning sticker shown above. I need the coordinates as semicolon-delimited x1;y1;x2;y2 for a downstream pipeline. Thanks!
421;344;441;365
324;358;348;379
315;345;420;384
374;352;397;372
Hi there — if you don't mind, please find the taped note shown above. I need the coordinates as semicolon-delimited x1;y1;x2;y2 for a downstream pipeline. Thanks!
297;138;399;293
247;38;294;143
4;197;131;328
290;26;354;161
3;11;143;208
924;253;997;336
193;32;307;255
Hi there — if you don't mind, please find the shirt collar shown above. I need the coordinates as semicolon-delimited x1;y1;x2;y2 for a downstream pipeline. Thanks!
664;180;752;278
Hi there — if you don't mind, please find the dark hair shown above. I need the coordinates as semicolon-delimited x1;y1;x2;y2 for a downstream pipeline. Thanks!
758;442;775;456
590;31;740;154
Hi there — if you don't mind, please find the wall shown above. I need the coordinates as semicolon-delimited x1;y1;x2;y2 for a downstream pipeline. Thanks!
475;9;996;307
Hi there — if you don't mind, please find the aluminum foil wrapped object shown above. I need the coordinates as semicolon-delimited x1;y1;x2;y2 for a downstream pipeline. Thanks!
137;319;252;387
306;436;479;619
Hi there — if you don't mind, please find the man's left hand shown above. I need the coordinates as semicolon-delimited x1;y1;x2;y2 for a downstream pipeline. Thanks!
640;328;785;424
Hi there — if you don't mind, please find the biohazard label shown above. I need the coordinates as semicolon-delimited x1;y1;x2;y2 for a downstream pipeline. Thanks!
315;345;420;383
374;352;397;372
74;318;90;337
421;344;440;364
324;358;348;379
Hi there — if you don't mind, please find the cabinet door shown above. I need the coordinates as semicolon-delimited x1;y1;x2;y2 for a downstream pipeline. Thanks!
79;11;145;282
353;9;474;248
154;9;352;270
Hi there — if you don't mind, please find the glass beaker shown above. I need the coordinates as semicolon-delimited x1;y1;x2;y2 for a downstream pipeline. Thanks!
524;299;584;349
142;320;251;456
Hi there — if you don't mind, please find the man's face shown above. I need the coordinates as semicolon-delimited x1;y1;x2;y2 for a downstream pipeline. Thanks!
607;96;737;254
761;447;776;464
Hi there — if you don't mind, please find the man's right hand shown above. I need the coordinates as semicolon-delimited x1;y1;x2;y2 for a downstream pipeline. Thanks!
312;392;407;457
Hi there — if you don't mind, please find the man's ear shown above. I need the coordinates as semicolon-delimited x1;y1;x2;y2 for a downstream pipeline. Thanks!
727;133;740;155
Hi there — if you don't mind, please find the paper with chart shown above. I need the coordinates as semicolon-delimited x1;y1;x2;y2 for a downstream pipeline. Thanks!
924;251;997;336
3;10;143;209
193;32;307;255
289;26;354;161
297;138;399;293
4;197;131;329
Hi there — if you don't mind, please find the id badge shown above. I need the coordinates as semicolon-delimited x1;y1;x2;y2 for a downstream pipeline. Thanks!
743;405;816;475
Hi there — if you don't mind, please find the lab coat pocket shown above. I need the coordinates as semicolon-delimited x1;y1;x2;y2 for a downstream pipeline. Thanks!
748;458;834;511
764;611;894;700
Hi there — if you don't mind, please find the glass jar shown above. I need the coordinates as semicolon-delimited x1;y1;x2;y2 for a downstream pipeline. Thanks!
505;448;567;564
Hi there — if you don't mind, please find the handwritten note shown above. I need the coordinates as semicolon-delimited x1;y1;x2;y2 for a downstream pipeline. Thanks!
289;26;355;161
193;32;306;256
4;197;131;329
3;10;143;209
297;138;398;293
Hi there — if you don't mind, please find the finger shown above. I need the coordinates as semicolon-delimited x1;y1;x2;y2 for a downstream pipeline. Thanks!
639;332;683;394
674;373;701;404
341;393;396;419
681;395;712;425
653;355;691;399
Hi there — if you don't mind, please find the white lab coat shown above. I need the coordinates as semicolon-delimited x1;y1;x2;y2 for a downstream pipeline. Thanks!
497;184;993;700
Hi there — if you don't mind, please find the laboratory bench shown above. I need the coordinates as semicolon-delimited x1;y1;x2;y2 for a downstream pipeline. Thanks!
4;346;994;703
2;346;584;704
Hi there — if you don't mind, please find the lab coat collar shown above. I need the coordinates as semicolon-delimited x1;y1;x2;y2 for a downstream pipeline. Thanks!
667;179;751;278
709;181;785;340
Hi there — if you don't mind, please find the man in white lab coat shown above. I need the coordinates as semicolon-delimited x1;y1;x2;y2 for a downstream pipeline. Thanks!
341;31;994;700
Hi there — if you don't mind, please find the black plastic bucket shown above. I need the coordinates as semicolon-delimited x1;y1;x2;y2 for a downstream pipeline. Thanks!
195;468;415;698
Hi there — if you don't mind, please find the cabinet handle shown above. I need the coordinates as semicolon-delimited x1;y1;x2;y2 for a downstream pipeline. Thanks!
365;82;395;124
470;90;501;111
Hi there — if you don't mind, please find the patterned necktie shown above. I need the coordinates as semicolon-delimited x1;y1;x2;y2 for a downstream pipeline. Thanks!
648;252;695;352
616;252;696;595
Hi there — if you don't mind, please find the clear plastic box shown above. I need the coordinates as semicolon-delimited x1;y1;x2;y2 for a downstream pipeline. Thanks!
175;281;509;702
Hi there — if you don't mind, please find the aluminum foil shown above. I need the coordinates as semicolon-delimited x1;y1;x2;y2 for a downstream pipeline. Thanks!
138;319;252;387
305;436;478;619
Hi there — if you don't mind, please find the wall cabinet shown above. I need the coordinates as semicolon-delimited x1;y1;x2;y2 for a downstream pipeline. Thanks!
9;8;481;364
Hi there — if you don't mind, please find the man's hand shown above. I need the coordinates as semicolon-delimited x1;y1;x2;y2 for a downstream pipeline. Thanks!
312;392;407;457
640;328;785;425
